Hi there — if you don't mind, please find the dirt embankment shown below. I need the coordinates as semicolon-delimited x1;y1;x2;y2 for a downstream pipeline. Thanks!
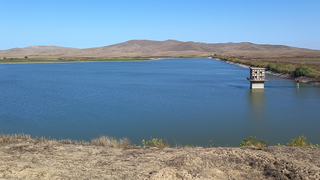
1;137;320;180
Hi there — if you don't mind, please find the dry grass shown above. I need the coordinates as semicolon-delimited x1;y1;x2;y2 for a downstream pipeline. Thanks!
0;133;131;147
91;135;131;147
0;133;31;144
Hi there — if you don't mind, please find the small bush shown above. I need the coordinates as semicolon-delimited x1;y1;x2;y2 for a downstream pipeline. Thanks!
141;137;171;148
294;66;312;77
287;136;307;147
266;63;278;71
239;136;267;147
285;64;295;69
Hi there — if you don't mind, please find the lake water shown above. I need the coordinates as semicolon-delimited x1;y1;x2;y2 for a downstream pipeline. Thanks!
0;58;319;146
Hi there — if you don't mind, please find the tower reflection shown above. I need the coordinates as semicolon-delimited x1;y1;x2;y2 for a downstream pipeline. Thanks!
248;89;265;119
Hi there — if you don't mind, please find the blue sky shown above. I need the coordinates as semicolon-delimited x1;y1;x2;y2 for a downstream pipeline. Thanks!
1;0;320;50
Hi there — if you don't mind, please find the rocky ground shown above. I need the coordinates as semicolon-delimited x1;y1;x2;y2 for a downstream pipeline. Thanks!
0;137;320;180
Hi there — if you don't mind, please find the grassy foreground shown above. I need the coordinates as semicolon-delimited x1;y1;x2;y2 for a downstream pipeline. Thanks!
1;134;318;148
1;133;320;179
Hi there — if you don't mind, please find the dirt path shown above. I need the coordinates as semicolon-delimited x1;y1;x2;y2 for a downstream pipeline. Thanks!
1;138;320;180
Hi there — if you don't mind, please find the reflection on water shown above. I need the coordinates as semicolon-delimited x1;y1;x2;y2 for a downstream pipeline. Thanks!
247;89;266;137
248;89;265;119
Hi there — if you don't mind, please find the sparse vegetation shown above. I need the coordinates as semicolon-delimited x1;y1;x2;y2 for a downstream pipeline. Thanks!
310;142;320;147
0;133;31;144
287;136;307;147
141;137;171;148
212;54;320;79
239;136;267;147
264;62;296;74
91;135;131;148
1;133;320;149
1;133;320;179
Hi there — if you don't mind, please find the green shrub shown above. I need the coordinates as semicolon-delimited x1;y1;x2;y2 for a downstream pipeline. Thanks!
285;64;295;69
294;66;311;77
266;63;277;71
287;136;307;147
141;137;171;148
239;136;267;147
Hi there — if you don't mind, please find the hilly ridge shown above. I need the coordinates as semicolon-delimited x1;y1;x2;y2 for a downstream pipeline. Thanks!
1;40;320;59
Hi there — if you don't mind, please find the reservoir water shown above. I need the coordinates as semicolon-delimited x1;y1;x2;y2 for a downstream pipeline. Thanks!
0;58;319;146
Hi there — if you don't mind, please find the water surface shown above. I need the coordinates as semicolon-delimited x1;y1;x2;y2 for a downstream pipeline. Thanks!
0;58;319;146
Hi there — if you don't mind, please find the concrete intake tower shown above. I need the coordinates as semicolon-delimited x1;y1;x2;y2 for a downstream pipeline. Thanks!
247;67;267;89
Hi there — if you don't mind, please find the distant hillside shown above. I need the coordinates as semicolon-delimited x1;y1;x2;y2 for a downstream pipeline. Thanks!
1;40;320;59
0;46;80;58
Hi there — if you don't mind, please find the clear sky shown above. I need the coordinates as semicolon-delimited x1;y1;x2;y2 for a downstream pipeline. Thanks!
1;0;320;50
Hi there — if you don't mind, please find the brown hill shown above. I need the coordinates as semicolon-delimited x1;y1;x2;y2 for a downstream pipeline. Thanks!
1;40;320;59
0;46;80;58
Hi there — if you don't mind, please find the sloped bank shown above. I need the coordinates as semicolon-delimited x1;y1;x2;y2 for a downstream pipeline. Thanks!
214;58;320;87
0;135;320;180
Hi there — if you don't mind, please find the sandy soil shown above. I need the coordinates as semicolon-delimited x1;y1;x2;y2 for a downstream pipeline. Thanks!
1;137;320;180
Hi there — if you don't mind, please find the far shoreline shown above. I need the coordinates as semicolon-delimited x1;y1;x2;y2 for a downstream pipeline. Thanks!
0;58;161;65
2;57;319;87
213;58;320;87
